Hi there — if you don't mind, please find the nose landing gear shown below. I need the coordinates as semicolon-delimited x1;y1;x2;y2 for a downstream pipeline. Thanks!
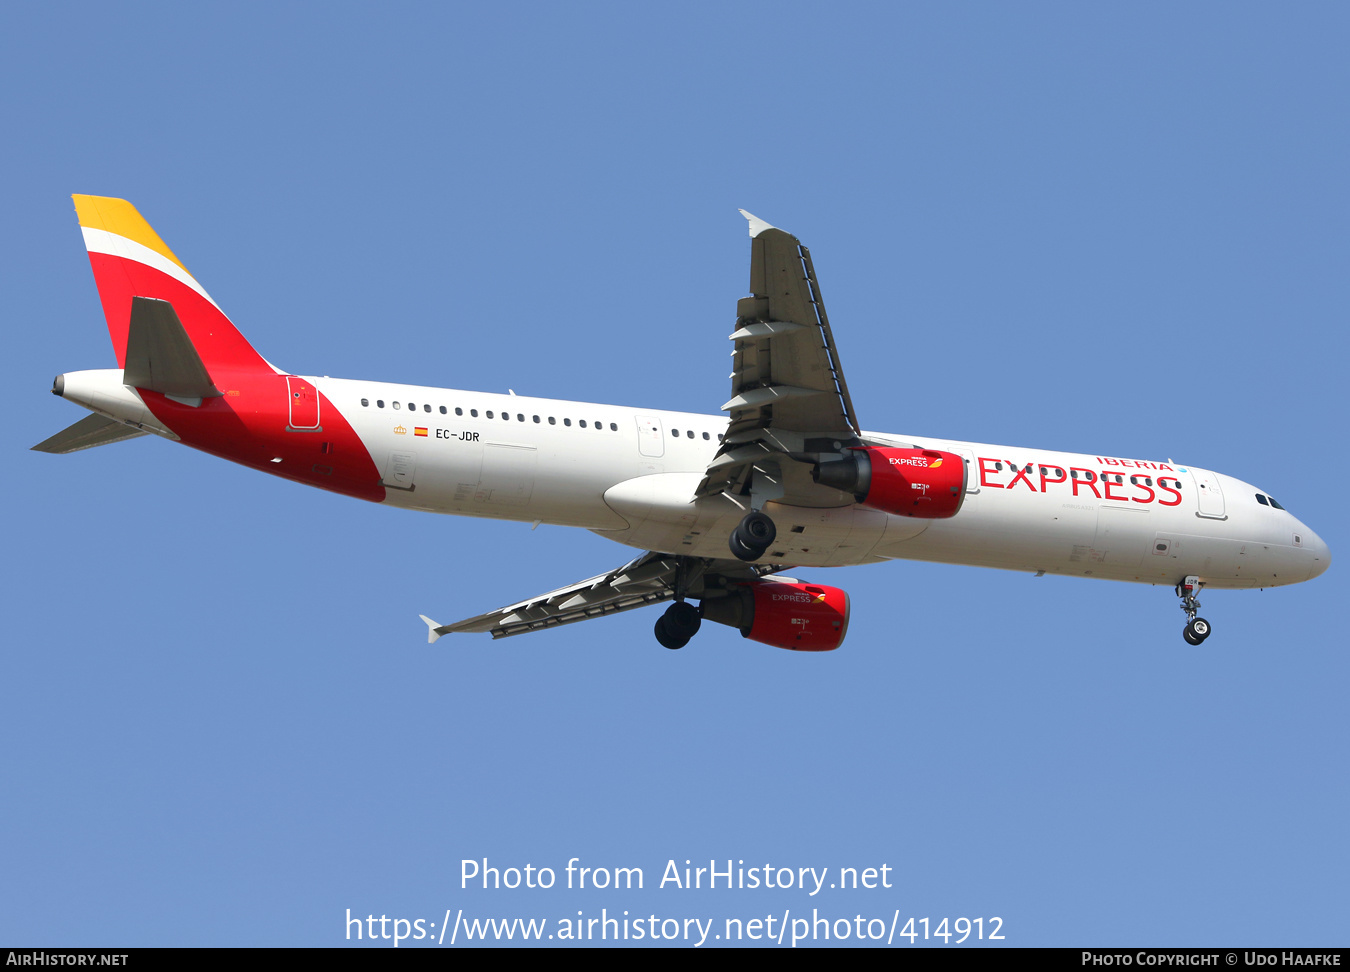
1183;617;1211;646
1176;576;1212;645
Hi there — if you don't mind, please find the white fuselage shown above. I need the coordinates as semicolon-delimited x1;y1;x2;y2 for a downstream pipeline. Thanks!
324;377;1330;591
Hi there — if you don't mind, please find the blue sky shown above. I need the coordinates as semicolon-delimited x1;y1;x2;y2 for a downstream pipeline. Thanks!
4;2;1346;947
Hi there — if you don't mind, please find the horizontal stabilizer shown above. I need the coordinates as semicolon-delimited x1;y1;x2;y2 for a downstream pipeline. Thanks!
31;412;149;454
124;297;223;402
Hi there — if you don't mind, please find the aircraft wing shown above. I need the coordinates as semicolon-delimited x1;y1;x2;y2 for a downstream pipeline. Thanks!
696;212;863;501
421;552;782;641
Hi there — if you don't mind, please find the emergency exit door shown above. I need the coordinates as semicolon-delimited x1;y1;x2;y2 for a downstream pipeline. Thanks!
286;376;321;431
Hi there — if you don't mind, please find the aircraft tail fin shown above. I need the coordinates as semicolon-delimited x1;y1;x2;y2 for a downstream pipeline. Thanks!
72;195;278;376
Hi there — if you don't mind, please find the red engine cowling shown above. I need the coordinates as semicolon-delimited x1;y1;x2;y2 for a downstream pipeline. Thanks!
815;447;967;519
862;447;966;518
701;580;851;652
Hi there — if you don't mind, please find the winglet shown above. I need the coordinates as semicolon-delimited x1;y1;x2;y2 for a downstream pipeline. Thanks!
419;615;444;644
739;209;776;238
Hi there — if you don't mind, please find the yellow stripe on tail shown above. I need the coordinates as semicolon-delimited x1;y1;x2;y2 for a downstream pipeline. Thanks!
72;195;190;275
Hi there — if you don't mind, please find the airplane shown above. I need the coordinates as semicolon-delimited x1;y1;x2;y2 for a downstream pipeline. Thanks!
35;196;1331;651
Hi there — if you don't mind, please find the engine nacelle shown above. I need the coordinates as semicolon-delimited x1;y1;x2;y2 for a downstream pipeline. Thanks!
701;579;850;652
813;447;967;519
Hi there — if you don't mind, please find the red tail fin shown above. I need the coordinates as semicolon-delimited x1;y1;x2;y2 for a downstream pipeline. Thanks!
73;195;277;376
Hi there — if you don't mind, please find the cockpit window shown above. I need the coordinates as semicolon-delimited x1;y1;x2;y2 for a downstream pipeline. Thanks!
1268;496;1286;511
1255;494;1269;506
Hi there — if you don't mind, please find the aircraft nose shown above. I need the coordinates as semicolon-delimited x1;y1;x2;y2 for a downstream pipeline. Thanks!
1301;525;1331;580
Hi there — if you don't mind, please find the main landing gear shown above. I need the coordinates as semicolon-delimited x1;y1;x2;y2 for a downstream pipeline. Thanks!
654;556;703;650
654;601;701;650
729;510;776;562
1176;575;1212;645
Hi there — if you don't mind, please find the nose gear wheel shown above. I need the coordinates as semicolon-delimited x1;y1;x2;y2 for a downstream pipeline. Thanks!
1175;576;1212;645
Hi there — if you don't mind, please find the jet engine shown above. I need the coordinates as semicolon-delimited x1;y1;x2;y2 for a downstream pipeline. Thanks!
813;447;967;519
701;579;850;651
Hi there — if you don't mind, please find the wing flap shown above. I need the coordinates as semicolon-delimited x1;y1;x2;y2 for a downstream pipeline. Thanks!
722;382;829;412
425;553;781;641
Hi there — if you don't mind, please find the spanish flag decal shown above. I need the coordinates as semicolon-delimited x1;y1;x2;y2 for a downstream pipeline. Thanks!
414;427;428;437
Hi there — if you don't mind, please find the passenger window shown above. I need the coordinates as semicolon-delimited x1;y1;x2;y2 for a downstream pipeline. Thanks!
393;402;401;409
579;420;587;428
408;403;415;410
671;428;679;437
687;430;694;439
361;398;369;407
564;418;571;427
439;406;447;414
548;417;556;425
486;410;494;419
377;400;385;408
611;423;618;431
470;409;478;417
533;415;541;424
502;412;509;420
455;407;462;416
518;414;524;422
702;431;709;440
